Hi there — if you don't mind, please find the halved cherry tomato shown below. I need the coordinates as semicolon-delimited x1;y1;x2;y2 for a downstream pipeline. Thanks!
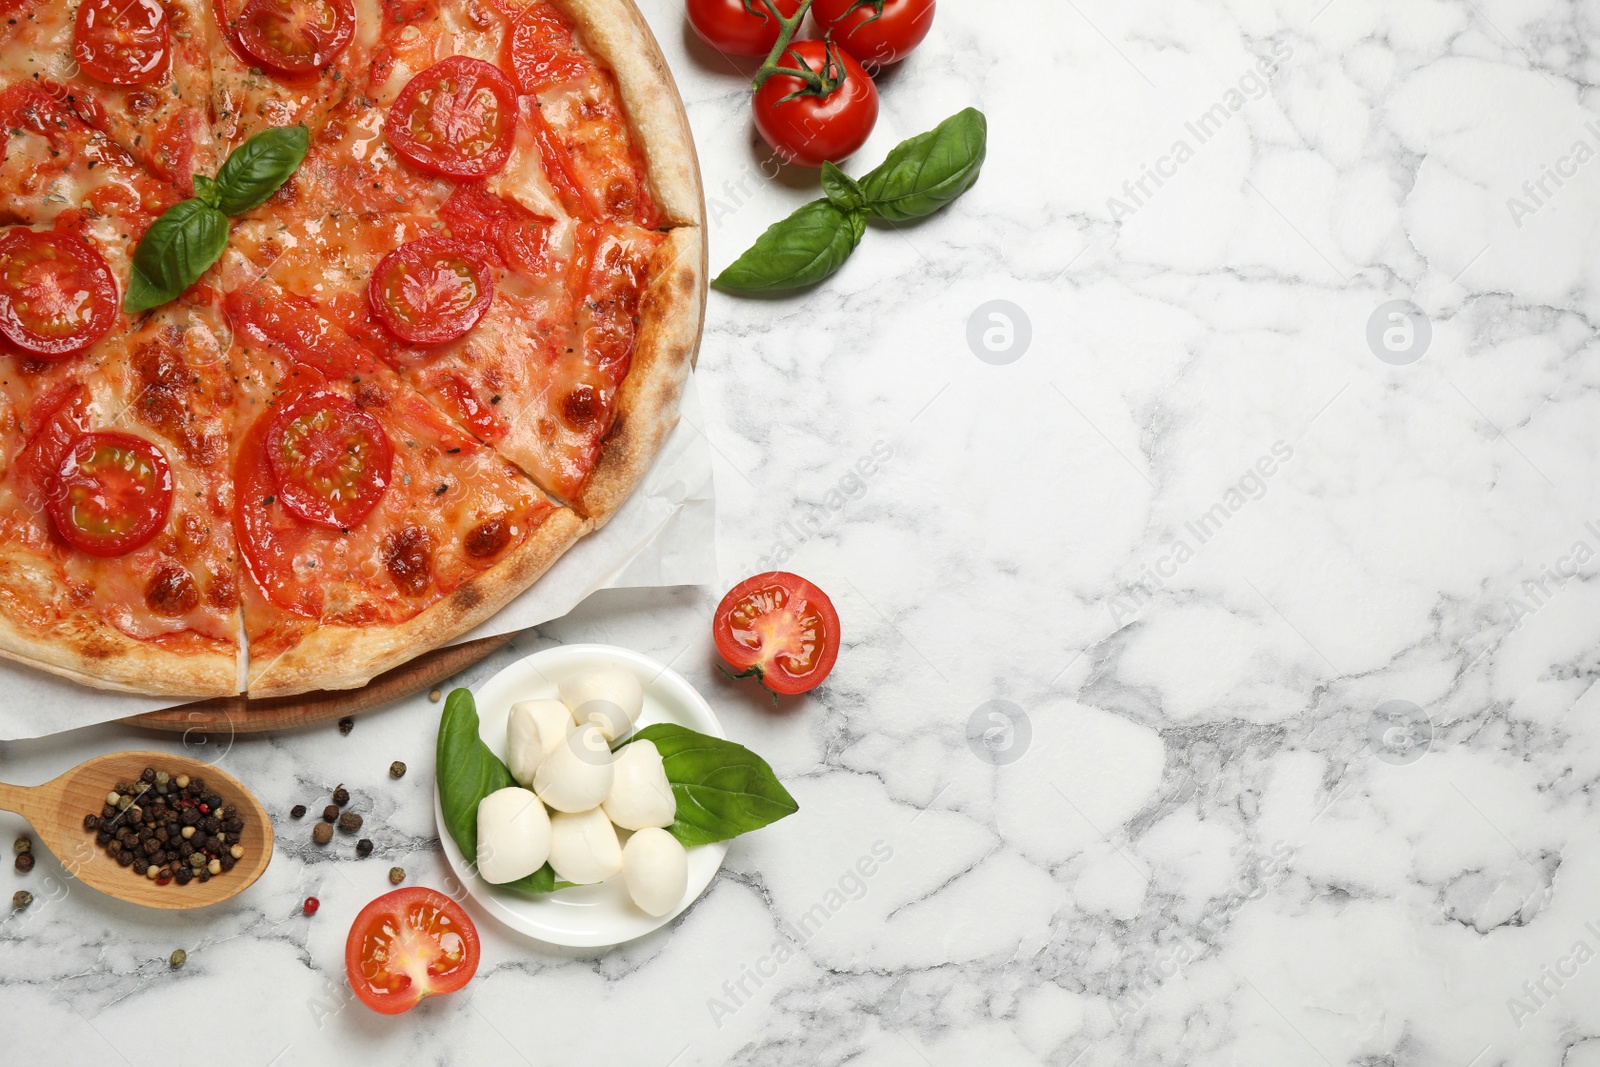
265;390;393;529
368;236;495;346
345;887;480;1015
0;229;118;358
752;39;878;167
811;0;935;68
236;0;355;74
48;432;173;557
508;1;591;93
687;0;804;57
385;56;517;179
713;572;840;696
73;0;171;86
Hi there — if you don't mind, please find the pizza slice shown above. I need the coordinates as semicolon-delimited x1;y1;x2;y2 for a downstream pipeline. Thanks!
0;238;241;696
214;257;582;696
0;0;218;190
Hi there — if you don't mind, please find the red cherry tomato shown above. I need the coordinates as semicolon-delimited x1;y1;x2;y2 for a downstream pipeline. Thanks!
752;39;878;167
0;229;118;358
73;0;171;86
811;0;935;68
368;236;496;346
686;0;804;57
236;0;356;74
385;56;518;179
265;390;394;529
345;887;480;1015
48;432;173;557
713;572;840;696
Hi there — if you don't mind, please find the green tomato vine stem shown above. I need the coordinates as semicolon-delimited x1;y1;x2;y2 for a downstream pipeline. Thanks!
747;0;848;99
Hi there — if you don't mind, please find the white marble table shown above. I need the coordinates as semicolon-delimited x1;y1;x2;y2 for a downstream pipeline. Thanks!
6;1;1600;1063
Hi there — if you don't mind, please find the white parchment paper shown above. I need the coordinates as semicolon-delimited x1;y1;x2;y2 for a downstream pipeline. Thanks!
0;379;718;740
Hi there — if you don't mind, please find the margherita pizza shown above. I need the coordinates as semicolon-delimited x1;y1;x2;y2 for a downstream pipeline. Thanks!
0;0;703;698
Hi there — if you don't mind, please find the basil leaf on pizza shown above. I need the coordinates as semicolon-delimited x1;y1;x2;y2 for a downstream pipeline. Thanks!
214;125;311;214
124;198;230;314
712;199;865;294
859;108;988;223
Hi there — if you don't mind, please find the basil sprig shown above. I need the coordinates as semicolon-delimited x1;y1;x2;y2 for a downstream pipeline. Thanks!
124;125;310;314
621;723;799;846
713;107;987;295
437;689;565;896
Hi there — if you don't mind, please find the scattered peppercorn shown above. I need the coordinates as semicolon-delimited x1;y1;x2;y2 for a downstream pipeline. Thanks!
312;822;334;846
356;838;373;858
338;716;354;735
389;761;407;779
169;948;186;968
13;835;30;854
14;852;34;873
337;811;363;834
332;785;350;807
388;866;405;885
321;804;339;823
303;896;320;916
12;890;31;909
428;689;442;702
290;804;307;819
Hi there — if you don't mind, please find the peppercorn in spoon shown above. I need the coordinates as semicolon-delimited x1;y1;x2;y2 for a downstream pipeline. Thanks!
0;751;273;910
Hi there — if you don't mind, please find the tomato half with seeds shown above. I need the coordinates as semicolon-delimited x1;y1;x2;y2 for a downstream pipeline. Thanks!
0;229;118;358
752;39;878;167
237;0;355;73
368;236;496;346
385;56;517;179
811;0;936;68
686;0;804;57
345;887;480;1015
265;391;393;529
73;0;171;86
48;432;173;557
714;572;840;696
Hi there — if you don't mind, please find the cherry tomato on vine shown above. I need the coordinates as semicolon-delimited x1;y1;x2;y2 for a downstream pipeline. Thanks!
73;0;171;86
752;39;878;167
811;0;935;68
48;432;173;557
686;0;804;58
345;887;480;1015
713;572;840;697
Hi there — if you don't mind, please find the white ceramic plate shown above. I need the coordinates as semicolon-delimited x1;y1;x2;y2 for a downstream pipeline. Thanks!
434;644;728;947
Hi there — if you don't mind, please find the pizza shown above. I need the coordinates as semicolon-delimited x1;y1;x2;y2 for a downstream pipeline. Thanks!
0;0;703;698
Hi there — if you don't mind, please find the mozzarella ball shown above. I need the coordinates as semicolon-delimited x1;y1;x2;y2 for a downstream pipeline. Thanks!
622;827;689;917
547;806;623;884
534;722;615;813
475;787;551;885
602;741;675;831
559;666;644;741
506;699;575;787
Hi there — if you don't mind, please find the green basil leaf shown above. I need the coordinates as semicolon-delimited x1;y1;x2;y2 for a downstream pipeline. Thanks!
191;174;220;208
435;688;566;896
214;125;310;215
712;198;865;294
858;107;988;223
123;199;229;314
624;723;799;846
820;160;865;212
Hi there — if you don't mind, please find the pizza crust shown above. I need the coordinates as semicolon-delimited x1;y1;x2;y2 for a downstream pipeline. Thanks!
0;611;240;698
552;0;705;228
577;225;705;524
245;508;586;697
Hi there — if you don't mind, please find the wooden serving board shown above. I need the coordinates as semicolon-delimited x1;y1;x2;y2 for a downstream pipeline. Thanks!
121;634;512;734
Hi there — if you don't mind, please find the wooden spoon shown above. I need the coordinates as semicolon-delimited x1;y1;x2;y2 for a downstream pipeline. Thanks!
0;750;273;910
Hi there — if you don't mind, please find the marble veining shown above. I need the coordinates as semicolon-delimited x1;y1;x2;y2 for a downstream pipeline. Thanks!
6;1;1600;1064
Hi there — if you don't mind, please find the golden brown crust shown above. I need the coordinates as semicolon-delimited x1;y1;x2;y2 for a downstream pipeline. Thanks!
551;0;705;228
575;225;704;524
0;611;240;698
245;508;585;697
